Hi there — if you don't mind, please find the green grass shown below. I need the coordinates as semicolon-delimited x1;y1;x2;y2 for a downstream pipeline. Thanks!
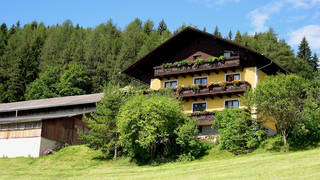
1;145;320;180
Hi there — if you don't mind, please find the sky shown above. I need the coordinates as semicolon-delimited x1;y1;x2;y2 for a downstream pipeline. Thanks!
1;0;319;55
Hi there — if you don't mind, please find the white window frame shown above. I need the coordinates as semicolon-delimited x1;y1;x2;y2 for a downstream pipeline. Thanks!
192;101;207;112
225;72;241;81
224;99;240;109
163;79;178;88
193;76;208;85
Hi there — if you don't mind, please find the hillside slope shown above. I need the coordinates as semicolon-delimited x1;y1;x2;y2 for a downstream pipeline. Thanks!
0;145;319;180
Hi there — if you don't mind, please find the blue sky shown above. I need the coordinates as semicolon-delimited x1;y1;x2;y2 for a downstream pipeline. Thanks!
1;0;319;54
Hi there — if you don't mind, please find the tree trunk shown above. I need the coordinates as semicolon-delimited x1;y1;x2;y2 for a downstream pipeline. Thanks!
281;130;289;150
114;143;117;160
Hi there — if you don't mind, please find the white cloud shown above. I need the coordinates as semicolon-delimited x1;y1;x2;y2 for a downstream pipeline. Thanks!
190;0;240;8
288;25;320;54
286;0;320;8
248;1;284;32
248;0;320;33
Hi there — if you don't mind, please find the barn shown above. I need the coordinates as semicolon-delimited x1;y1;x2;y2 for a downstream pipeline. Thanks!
0;93;103;158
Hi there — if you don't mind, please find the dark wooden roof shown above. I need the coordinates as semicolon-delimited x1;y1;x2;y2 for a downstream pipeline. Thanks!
122;27;287;83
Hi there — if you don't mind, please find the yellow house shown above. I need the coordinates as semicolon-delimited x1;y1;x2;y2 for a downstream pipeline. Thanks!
123;27;286;136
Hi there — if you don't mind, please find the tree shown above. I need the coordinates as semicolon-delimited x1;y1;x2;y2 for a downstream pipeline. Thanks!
142;20;154;35
81;85;129;159
25;67;60;100
228;30;232;40
157;19;167;35
310;53;319;72
297;37;312;63
117;94;206;162
213;25;222;38
213;109;266;154
234;30;242;44
252;74;308;147
58;63;89;96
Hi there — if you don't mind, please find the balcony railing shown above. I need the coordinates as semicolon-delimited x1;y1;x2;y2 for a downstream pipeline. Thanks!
189;112;215;126
154;56;241;78
177;81;250;99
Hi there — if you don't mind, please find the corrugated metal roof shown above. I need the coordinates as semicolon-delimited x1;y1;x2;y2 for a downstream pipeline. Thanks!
0;93;104;113
0;108;96;124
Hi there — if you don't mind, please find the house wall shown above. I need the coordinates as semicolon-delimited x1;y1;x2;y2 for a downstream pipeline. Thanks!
151;65;275;131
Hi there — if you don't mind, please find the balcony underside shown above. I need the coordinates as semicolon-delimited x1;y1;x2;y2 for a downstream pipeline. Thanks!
154;56;241;78
190;112;215;126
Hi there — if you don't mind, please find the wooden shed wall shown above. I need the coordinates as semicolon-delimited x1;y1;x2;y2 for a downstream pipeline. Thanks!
41;115;88;145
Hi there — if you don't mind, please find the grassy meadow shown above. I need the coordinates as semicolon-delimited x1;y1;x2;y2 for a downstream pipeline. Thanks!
0;145;320;180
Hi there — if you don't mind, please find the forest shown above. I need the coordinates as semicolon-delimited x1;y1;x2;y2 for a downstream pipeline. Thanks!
0;18;318;103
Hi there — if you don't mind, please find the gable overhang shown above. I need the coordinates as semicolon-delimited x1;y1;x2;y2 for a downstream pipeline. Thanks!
122;27;288;83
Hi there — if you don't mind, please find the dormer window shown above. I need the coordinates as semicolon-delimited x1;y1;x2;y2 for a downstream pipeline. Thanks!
223;51;233;58
193;55;202;60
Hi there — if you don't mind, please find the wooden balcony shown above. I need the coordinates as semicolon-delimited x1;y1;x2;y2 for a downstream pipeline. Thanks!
177;81;250;99
154;56;241;78
189;112;215;126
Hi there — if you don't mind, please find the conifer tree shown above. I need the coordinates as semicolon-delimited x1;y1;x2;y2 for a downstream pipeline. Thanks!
311;53;319;72
297;37;312;62
234;30;242;44
213;25;222;37
228;30;232;40
157;19;167;35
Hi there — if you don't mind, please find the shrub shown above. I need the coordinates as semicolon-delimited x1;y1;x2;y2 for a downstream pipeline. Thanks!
117;94;207;162
260;135;285;151
213;109;266;154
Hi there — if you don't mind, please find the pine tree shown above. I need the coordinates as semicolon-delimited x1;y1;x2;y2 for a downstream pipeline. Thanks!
228;30;232;40
311;53;319;72
297;37;312;62
157;19;167;35
213;25;222;38
143;20;154;35
234;30;242;44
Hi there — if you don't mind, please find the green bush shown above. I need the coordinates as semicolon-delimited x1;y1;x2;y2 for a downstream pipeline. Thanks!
260;135;285;151
117;94;208;162
213;109;266;154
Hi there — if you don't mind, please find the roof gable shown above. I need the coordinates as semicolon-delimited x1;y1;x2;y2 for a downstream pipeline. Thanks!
123;27;287;83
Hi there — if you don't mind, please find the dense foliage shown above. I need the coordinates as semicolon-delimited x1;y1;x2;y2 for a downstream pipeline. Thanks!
80;85;130;159
0;20;318;103
244;74;320;148
213;109;266;154
117;94;209;162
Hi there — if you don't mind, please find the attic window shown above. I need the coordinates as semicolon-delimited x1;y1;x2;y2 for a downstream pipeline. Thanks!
193;55;202;60
223;51;233;58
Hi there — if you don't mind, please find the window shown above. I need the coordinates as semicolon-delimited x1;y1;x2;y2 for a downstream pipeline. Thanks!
25;123;33;129
9;124;17;130
33;122;41;129
194;77;207;85
192;102;207;112
226;73;240;81
225;100;239;109
224;52;231;58
164;80;177;88
17;123;25;130
223;51;234;58
193;55;202;60
0;124;8;131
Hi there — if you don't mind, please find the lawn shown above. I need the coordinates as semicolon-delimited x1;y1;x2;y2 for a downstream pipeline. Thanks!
1;145;320;180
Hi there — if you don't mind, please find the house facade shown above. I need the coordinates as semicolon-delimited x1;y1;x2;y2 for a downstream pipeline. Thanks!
123;27;286;136
0;93;103;157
